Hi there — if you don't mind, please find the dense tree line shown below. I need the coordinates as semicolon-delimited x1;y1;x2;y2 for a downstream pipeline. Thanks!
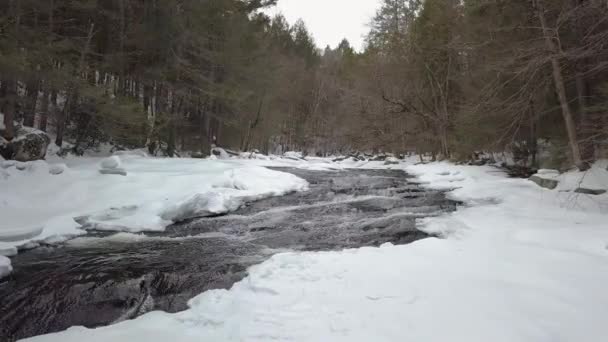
0;0;321;156
1;0;607;170
353;0;608;169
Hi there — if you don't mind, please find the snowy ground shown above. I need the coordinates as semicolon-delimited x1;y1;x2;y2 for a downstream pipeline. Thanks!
0;154;308;278
20;157;608;342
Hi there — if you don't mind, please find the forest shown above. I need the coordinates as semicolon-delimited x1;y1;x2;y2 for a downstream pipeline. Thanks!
1;0;608;170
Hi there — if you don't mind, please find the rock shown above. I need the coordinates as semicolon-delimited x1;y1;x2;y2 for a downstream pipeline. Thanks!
190;152;206;159
384;157;400;165
0;126;51;162
574;188;607;195
211;147;230;159
372;154;388;161
529;175;559;190
101;156;122;170
49;163;68;175
99;168;127;176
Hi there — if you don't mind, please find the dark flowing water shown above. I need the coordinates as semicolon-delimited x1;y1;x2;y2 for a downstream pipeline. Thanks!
0;167;458;341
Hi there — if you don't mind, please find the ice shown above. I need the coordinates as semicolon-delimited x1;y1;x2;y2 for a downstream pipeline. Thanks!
0;255;12;279
24;159;608;342
0;156;309;278
161;192;242;222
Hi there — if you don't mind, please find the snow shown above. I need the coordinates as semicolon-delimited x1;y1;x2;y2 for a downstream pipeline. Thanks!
23;159;608;342
0;155;308;278
0;255;12;278
532;160;608;192
283;151;304;159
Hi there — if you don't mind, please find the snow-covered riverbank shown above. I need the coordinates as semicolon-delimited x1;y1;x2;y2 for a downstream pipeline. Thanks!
20;159;608;342
0;154;308;278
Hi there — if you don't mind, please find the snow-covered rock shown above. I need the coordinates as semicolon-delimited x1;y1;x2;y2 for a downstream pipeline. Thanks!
283;151;304;160
100;156;122;170
211;147;230;159
529;174;559;190
0;124;51;162
49;163;68;175
530;161;608;194
99;156;127;176
384;156;399;165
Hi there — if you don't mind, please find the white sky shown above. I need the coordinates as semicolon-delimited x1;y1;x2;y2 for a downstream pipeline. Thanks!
263;0;381;52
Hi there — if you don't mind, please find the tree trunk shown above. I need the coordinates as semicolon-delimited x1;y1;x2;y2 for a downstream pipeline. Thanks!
2;78;17;140
535;0;588;171
575;73;594;163
24;79;39;127
39;88;49;132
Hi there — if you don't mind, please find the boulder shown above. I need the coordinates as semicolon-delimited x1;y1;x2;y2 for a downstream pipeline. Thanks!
529;175;559;190
0;126;51;162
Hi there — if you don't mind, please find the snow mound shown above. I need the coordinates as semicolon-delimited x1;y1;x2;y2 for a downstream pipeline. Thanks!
49;163;68;175
100;156;122;170
161;192;240;222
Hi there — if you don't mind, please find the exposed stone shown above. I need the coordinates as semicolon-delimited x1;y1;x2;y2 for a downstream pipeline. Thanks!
574;188;607;195
190;152;206;159
99;168;127;176
529;175;559;190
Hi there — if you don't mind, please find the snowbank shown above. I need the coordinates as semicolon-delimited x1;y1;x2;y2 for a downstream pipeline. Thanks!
24;161;608;341
530;160;608;194
0;156;308;278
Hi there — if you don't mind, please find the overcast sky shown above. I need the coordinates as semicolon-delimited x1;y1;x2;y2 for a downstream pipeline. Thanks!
263;0;380;52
